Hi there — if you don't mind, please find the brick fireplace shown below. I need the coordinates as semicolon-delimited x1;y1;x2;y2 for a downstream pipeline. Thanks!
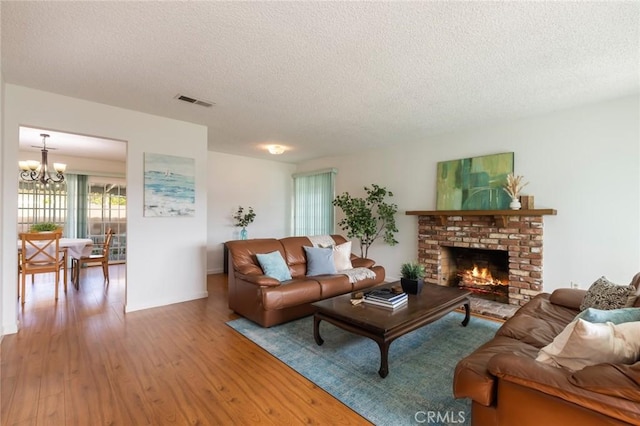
406;209;556;307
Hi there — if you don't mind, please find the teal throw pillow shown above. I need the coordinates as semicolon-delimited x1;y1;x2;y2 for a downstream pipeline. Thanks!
575;307;640;325
256;251;292;282
304;246;337;276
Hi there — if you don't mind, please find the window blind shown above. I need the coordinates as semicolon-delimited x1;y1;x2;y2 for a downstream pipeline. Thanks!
292;169;337;236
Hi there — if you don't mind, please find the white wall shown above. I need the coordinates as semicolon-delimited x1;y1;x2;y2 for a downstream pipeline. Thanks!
0;28;4;337
207;152;295;273
296;96;640;292
2;85;208;333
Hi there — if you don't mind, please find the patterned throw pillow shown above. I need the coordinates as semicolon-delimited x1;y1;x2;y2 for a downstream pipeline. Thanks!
579;276;637;311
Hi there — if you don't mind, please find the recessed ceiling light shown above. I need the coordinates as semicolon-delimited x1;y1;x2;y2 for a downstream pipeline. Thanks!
267;145;285;155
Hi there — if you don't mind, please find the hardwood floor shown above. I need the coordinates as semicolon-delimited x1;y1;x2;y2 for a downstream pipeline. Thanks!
1;267;369;425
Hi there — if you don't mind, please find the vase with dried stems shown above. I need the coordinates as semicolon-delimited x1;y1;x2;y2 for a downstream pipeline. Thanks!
503;173;528;210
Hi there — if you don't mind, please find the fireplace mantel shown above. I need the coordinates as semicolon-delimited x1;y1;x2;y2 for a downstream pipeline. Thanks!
406;209;557;227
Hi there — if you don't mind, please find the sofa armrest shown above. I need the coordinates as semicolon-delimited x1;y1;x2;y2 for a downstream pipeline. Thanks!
351;257;375;268
488;353;640;422
235;272;281;287
549;288;587;310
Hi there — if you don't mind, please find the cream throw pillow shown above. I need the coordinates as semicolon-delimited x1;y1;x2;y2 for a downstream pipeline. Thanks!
536;319;640;371
332;241;353;271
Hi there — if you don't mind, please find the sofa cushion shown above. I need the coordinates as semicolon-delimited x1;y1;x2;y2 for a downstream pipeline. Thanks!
576;307;640;325
580;276;637;311
304;246;337;276
496;294;576;348
280;236;312;277
569;361;640;403
314;274;352;298
227;239;283;275
536;319;640;371
256;251;292;282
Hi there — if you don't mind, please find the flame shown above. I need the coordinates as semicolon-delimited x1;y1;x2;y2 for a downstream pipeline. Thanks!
459;264;507;286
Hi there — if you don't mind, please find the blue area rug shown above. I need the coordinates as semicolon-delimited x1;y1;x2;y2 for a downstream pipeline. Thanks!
227;312;501;426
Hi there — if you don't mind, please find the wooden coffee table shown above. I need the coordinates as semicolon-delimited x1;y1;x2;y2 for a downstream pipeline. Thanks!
312;282;471;378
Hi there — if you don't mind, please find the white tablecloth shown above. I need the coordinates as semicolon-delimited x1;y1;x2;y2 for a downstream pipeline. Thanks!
18;238;94;260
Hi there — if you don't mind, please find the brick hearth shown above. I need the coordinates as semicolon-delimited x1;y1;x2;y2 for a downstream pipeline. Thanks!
414;213;550;307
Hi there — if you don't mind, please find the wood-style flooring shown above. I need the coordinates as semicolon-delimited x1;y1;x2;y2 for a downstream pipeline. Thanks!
1;266;369;425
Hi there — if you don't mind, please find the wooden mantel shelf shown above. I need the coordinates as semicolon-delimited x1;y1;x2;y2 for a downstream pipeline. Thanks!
406;209;557;227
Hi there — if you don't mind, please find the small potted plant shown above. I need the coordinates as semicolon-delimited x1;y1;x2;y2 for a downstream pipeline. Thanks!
30;222;61;233
233;206;256;240
400;261;426;294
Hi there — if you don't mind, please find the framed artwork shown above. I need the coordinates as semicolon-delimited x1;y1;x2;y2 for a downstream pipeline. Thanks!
436;152;514;210
144;153;195;217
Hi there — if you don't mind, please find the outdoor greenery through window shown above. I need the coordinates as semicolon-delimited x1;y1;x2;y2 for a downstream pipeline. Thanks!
87;177;127;262
292;169;337;236
18;181;67;233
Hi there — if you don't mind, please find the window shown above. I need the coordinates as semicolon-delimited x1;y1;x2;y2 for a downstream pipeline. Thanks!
17;174;127;263
292;169;336;236
17;181;67;233
87;177;127;262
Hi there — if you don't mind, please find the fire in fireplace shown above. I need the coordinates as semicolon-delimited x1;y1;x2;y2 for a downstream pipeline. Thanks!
441;247;509;303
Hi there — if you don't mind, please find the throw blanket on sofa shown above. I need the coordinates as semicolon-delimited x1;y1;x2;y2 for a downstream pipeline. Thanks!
308;235;335;247
341;267;377;284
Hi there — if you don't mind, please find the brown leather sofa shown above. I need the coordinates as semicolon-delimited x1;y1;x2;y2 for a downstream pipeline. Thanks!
454;274;640;426
226;235;385;327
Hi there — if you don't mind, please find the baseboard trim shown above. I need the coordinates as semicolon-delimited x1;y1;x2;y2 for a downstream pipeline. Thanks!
125;291;209;313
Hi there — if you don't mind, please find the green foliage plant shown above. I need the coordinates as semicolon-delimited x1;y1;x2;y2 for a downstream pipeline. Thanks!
332;184;398;258
30;222;60;232
233;206;256;228
400;261;426;280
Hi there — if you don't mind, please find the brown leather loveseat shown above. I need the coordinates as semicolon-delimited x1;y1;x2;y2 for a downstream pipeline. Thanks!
226;235;385;327
454;274;640;426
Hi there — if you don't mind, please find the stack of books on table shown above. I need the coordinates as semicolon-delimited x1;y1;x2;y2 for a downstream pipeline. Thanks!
363;289;408;309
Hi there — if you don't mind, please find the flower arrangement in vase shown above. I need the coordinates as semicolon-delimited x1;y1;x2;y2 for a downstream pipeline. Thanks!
233;206;256;240
503;173;528;210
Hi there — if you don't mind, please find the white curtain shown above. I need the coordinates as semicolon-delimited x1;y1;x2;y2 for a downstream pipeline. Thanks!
292;169;337;236
65;174;79;238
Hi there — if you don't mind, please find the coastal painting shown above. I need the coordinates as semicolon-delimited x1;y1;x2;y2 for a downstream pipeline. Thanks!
144;153;195;217
436;152;514;210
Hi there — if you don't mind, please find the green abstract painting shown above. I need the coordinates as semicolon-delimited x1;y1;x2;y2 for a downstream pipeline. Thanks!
436;152;514;210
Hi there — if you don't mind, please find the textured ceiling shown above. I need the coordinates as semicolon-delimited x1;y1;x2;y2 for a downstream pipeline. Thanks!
2;1;639;163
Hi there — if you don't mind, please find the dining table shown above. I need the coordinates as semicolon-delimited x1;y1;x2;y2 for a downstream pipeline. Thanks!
18;237;94;289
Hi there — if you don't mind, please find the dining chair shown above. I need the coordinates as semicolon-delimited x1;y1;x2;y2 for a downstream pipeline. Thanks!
18;231;68;304
73;228;114;288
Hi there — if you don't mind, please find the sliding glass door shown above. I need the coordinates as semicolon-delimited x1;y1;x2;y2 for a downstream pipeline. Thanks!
87;177;127;262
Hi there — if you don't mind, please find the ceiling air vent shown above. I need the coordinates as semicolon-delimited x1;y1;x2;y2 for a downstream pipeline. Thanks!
175;94;214;108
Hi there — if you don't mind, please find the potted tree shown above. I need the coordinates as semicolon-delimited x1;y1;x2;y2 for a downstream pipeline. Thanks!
400;261;425;294
332;184;398;258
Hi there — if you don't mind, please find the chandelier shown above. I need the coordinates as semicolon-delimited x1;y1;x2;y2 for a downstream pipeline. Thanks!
19;134;67;184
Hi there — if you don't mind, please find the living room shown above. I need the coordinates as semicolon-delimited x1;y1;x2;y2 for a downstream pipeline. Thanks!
1;2;639;424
